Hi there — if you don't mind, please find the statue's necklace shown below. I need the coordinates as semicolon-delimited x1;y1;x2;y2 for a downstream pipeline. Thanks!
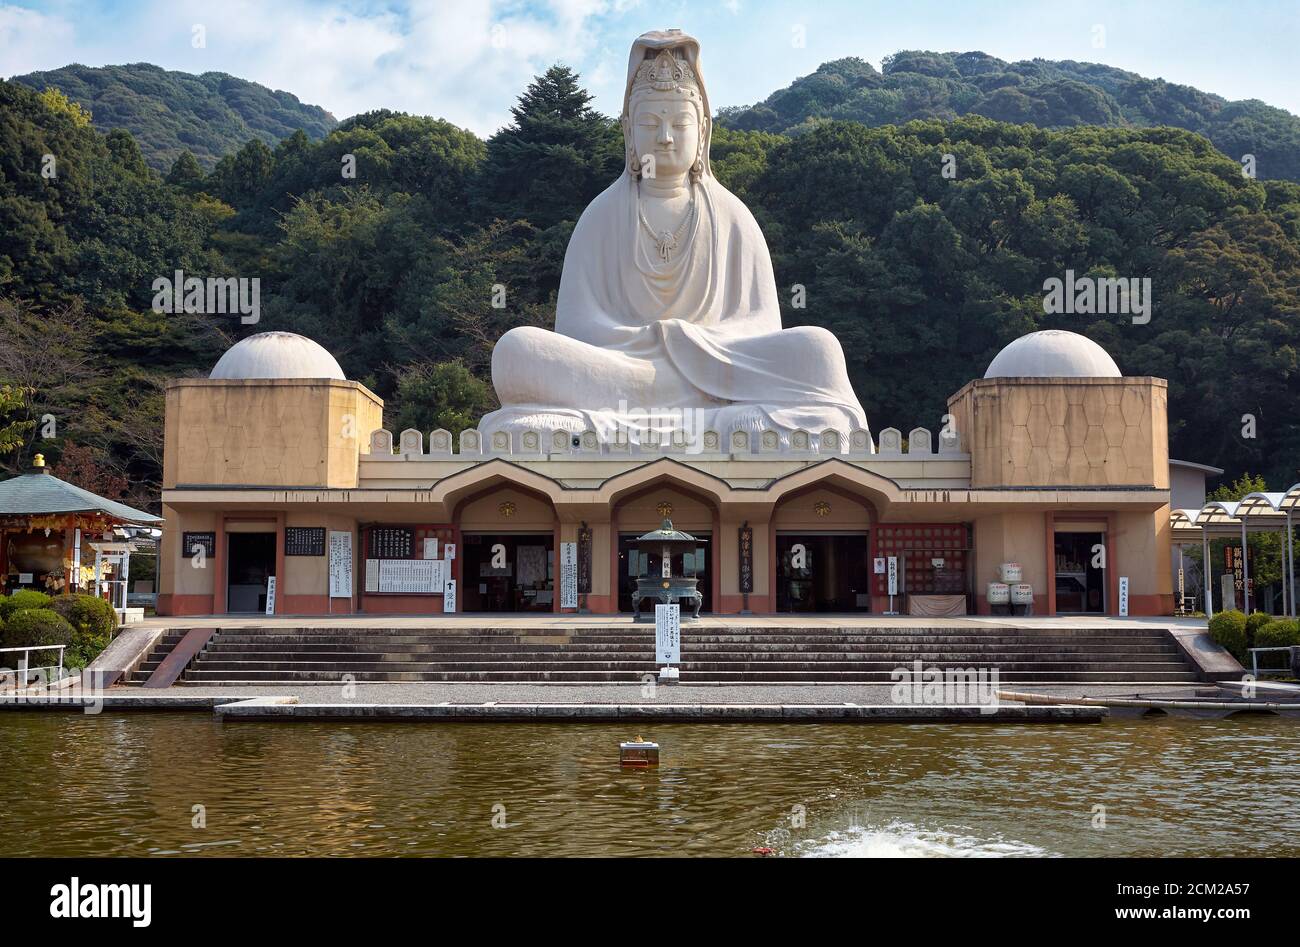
638;188;696;262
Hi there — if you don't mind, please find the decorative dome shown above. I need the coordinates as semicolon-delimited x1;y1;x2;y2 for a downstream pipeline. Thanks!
984;330;1121;379
210;332;345;381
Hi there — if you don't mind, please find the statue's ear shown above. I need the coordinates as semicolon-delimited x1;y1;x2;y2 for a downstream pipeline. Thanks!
621;114;641;179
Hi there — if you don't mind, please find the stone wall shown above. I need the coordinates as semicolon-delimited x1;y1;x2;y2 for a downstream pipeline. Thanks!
163;379;383;489
948;376;1168;489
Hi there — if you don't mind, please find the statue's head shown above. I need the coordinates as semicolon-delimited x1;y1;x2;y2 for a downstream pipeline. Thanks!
621;31;711;182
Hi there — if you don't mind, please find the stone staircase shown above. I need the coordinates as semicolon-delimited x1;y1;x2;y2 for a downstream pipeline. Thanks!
138;624;1201;685
124;629;191;684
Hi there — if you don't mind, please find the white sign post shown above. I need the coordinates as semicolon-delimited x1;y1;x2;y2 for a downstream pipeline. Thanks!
265;575;276;615
885;556;899;615
443;579;457;613
1118;576;1130;617
328;531;353;599
72;528;82;592
655;603;681;679
560;541;578;609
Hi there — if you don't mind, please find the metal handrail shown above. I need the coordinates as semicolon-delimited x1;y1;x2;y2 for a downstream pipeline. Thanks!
1249;645;1296;678
0;644;66;684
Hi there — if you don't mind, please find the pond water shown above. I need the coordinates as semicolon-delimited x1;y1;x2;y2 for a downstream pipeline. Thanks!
0;713;1295;857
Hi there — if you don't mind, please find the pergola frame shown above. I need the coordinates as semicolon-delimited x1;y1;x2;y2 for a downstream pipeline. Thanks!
1170;489;1298;619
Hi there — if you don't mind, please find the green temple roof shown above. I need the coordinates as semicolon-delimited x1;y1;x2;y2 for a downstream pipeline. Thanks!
0;465;161;525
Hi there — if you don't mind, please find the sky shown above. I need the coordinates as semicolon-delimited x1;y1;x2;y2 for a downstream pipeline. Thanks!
1;0;1297;136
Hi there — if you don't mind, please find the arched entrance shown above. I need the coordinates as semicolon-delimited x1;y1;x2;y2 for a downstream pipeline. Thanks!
611;481;719;614
455;483;558;613
772;484;875;613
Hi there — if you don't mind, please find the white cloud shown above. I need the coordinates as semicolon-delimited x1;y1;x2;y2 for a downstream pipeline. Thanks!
0;4;76;77
1;0;641;136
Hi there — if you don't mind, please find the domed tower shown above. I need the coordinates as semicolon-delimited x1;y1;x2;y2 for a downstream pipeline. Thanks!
163;332;383;490
949;330;1166;489
947;329;1172;617
158;332;385;616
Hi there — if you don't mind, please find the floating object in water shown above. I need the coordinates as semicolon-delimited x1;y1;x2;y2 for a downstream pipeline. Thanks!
751;846;774;856
620;736;659;767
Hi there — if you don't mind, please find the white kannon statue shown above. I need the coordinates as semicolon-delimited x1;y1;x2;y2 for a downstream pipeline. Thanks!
478;29;870;450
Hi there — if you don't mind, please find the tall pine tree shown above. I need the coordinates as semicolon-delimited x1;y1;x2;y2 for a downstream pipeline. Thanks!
474;65;623;230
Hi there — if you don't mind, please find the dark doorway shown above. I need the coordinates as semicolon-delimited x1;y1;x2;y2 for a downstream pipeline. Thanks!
618;532;711;613
1054;531;1106;613
776;533;871;612
227;532;275;613
462;533;553;612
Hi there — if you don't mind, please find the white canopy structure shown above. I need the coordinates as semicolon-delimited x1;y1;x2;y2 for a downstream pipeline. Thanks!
1169;489;1299;618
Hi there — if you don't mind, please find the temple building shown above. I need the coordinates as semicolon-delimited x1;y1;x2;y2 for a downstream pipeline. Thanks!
156;328;1179;619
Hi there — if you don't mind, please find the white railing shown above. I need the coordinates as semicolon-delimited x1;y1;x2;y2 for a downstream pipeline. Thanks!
364;423;966;461
0;644;66;688
1249;646;1296;678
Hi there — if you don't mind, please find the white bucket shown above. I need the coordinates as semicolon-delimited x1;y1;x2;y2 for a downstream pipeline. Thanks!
987;582;1010;605
1010;583;1034;605
998;562;1023;583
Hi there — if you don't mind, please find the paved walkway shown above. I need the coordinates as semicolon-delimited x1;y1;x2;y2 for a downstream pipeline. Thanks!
135;614;1206;631
107;680;1206;706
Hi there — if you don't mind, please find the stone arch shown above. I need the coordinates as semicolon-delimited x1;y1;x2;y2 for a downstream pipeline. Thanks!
609;474;722;615
768;476;880;614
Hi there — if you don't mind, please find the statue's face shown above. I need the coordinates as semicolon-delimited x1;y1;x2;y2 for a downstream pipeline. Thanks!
630;91;702;182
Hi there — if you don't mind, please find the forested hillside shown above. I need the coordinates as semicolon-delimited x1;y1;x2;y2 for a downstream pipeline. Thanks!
1;64;1298;510
10;64;337;172
720;51;1300;182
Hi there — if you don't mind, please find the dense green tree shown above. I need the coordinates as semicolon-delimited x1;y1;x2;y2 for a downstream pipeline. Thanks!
0;385;35;462
166;150;205;192
12;64;336;172
389;360;496;437
722;51;1300;183
2;61;1299;504
473;66;623;229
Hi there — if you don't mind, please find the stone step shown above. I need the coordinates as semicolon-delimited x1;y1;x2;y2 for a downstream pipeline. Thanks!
187;658;1189;673
148;622;1200;686
206;626;1171;639
124;632;190;684
198;640;1181;656
179;668;1198;684
191;649;1185;664
204;632;1175;647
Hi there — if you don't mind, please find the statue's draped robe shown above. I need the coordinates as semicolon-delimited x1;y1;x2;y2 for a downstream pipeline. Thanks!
480;174;870;447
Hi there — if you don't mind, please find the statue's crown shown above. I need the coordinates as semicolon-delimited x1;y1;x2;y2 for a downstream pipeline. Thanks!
630;49;699;97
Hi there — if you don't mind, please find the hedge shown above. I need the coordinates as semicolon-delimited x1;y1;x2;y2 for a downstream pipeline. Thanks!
49;594;119;666
0;589;53;624
1;608;75;653
1208;609;1247;662
1246;610;1273;650
1257;618;1300;649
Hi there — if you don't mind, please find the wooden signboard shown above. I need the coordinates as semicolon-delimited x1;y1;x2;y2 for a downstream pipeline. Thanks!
286;527;326;556
182;532;215;558
738;524;754;594
370;527;414;559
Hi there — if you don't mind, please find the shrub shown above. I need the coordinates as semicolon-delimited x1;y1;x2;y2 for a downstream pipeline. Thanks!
0;589;52;623
1;608;75;658
1208;609;1247;661
1246;610;1272;650
1257;618;1300;649
50;594;118;665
